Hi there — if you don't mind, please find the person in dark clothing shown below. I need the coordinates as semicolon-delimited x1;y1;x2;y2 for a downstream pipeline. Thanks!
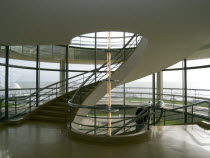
135;107;148;131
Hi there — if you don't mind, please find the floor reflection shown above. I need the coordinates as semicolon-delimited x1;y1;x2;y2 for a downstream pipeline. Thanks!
0;121;210;158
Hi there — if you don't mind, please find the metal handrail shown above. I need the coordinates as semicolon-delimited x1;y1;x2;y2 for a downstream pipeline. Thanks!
69;103;150;135
69;100;210;136
150;100;210;126
164;101;210;112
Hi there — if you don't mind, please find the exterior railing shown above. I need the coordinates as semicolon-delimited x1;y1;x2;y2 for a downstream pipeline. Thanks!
1;86;210;122
156;101;210;125
97;90;210;122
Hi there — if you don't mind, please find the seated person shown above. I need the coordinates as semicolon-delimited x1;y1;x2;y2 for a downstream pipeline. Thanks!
135;107;148;131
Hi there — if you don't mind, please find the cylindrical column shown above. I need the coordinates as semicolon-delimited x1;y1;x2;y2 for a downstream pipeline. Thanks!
94;32;97;82
66;45;69;93
123;32;126;132
107;32;112;136
60;60;66;94
157;71;163;100
183;59;187;123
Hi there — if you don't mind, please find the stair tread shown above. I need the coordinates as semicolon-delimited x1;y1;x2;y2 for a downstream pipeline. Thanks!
54;101;70;105
40;109;68;114
30;115;68;122
43;106;68;111
32;114;67;119
39;110;68;116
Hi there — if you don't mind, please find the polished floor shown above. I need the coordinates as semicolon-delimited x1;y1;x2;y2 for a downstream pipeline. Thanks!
0;121;210;158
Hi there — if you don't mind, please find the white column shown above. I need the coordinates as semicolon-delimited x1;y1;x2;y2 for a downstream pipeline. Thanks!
156;71;163;100
60;60;66;94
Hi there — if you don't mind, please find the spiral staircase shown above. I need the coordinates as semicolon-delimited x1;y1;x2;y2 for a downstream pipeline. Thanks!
3;34;143;129
1;33;210;139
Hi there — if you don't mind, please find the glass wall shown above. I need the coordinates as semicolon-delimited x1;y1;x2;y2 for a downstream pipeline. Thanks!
1;31;209;123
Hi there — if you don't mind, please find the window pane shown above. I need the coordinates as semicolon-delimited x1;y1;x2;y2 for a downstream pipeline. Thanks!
163;70;183;108
68;47;95;71
9;46;37;67
40;45;66;70
9;67;36;93
167;61;183;69
8;68;36;118
40;70;60;88
187;58;210;67
125;75;153;105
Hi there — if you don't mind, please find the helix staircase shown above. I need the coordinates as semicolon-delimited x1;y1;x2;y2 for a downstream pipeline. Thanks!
3;34;141;129
3;33;210;137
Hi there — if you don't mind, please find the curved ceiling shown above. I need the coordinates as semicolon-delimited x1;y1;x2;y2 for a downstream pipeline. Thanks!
0;0;210;73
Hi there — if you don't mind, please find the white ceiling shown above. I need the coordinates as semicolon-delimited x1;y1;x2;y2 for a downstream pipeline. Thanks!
0;0;210;74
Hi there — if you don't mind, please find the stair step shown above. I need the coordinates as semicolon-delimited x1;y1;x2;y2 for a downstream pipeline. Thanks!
43;105;68;112
60;98;72;102
50;102;68;107
39;110;68;117
81;88;92;92
61;97;87;103
82;88;94;92
54;101;69;106
67;93;88;98
30;115;68;123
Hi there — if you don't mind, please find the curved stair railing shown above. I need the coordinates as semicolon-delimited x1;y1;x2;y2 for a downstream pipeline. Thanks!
1;34;141;121
68;101;210;136
68;103;151;136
